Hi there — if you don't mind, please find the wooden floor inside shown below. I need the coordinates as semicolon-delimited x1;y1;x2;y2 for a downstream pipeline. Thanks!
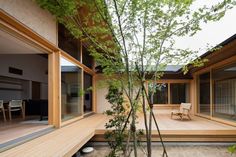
1;113;236;157
0;118;49;145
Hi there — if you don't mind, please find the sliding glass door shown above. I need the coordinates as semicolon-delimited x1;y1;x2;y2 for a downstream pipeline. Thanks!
60;57;82;121
198;72;211;116
212;63;236;122
83;72;93;113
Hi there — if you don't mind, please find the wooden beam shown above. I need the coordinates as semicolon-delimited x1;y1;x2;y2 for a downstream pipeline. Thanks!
193;55;236;75
60;50;95;75
0;10;58;52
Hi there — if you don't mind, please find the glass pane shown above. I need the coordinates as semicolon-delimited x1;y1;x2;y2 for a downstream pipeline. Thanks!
149;83;168;104
198;72;210;115
61;57;82;121
170;83;190;104
58;24;81;61
84;72;93;113
212;63;236;122
82;46;93;69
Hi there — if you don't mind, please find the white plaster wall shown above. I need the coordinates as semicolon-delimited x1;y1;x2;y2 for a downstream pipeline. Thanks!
95;74;111;113
0;0;57;45
0;54;48;101
0;54;48;83
96;86;110;113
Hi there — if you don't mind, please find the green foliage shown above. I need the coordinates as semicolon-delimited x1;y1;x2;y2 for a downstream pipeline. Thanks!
104;82;128;157
228;145;236;154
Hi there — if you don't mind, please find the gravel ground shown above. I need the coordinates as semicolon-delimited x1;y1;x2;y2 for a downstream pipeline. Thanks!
80;145;236;157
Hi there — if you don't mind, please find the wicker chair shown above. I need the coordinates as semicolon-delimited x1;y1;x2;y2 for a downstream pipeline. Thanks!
171;103;192;120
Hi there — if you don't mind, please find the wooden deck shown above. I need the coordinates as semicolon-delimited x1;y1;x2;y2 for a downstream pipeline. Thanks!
94;114;236;142
1;114;236;157
0;114;107;157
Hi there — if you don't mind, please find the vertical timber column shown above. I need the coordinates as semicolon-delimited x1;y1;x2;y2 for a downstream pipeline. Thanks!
167;82;170;105
190;78;195;114
195;75;199;115
48;51;61;128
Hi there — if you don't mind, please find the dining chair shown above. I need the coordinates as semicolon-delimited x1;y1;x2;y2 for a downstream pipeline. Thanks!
0;100;6;121
8;100;25;120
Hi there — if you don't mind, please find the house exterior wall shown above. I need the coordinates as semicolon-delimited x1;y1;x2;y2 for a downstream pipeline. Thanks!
0;0;57;45
95;74;111;113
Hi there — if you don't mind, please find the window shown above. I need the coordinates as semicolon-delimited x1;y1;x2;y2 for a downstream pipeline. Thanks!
82;46;93;69
149;82;190;105
58;24;81;61
170;83;190;104
84;72;93;113
60;57;82;121
198;72;211;115
150;83;168;104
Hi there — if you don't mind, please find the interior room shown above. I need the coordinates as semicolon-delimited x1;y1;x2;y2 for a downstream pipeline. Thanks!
0;29;50;146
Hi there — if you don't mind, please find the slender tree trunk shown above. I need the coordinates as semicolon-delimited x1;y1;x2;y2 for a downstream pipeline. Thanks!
141;88;150;156
148;93;154;157
151;111;168;157
124;130;131;157
131;105;138;157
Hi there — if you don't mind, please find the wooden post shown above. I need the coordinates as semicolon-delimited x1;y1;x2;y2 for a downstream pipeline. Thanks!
168;82;171;104
48;51;61;128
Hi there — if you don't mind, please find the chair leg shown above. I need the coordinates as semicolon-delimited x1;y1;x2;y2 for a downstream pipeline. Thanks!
9;108;12;121
21;107;25;119
2;109;6;122
171;112;173;119
180;115;183;120
187;114;191;120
